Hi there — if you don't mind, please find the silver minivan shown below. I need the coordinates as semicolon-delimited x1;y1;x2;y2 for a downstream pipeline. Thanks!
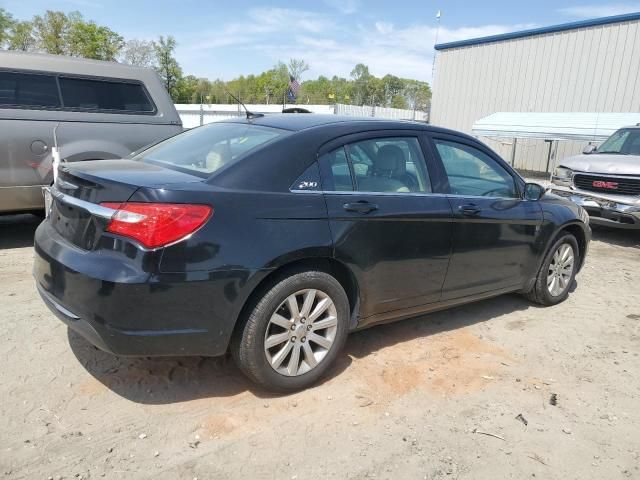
0;51;183;213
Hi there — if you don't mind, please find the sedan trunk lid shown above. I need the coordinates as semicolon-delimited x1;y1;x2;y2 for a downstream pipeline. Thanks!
49;159;204;249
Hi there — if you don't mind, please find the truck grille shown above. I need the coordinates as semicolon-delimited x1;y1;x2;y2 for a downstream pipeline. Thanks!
573;174;640;196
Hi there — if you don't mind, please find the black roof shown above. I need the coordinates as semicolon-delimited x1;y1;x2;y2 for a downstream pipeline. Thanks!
224;114;431;132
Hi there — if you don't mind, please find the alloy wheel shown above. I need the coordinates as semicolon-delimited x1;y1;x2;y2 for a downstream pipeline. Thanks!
264;289;338;377
547;243;575;296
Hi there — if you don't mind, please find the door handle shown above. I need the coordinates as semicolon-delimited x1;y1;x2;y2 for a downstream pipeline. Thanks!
459;204;481;216
343;201;378;214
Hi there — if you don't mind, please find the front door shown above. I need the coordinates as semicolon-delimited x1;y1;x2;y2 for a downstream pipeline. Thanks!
428;135;543;300
320;133;453;318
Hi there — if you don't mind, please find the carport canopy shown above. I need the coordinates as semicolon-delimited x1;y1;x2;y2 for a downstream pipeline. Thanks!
472;112;640;142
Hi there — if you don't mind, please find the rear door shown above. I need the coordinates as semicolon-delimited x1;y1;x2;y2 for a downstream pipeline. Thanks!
320;132;453;318
427;134;543;299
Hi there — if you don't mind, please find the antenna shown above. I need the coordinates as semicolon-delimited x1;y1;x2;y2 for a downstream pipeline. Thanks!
226;91;264;120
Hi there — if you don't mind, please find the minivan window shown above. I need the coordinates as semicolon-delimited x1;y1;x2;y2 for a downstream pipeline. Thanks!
134;123;287;176
0;71;60;108
59;77;154;113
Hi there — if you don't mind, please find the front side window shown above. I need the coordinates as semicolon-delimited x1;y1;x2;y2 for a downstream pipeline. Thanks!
0;71;60;108
133;123;287;176
59;77;154;113
434;139;517;198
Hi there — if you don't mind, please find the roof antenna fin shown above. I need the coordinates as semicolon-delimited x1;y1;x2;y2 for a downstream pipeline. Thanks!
226;91;264;120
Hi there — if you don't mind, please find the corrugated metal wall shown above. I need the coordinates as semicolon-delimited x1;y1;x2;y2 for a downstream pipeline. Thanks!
430;18;640;173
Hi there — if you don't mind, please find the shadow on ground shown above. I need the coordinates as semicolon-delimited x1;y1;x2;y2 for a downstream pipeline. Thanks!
0;214;40;249
69;293;531;405
591;225;640;248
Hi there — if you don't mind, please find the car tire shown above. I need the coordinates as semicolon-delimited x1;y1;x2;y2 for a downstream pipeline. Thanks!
526;233;579;306
232;270;350;392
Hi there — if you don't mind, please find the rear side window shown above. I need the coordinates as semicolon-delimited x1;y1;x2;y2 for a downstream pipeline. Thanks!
0;71;60;108
320;147;353;191
59;77;154;113
320;137;432;194
134;123;287;176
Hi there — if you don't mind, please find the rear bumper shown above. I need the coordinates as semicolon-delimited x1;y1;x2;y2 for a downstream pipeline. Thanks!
549;185;640;229
33;220;268;356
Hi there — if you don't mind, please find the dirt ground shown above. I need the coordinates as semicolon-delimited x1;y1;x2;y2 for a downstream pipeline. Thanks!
1;214;639;480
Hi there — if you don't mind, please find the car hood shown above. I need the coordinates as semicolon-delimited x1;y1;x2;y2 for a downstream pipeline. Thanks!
559;153;640;175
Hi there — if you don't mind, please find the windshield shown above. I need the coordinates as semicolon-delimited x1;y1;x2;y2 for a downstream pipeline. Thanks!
133;122;287;176
597;129;640;155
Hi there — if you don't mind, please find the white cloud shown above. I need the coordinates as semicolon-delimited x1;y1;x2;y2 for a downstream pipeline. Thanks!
323;0;360;14
558;3;640;19
176;6;538;84
375;21;394;35
248;7;334;34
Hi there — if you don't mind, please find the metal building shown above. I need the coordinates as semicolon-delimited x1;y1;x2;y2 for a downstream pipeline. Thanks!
430;12;640;174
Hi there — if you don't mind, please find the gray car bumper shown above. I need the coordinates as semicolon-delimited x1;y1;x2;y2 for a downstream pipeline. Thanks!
549;185;640;229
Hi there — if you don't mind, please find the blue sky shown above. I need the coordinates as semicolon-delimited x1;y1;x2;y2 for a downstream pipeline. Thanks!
2;0;639;82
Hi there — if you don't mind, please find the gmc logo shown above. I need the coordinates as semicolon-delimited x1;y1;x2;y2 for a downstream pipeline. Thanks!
593;180;618;190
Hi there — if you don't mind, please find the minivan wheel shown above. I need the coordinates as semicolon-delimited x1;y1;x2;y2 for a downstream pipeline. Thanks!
232;271;350;392
526;233;579;306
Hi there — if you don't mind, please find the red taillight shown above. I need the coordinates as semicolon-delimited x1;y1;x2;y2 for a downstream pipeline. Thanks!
100;202;212;249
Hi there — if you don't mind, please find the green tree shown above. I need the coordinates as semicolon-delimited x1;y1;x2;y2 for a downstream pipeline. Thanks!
390;95;408;109
66;12;123;60
350;63;373;105
154;35;182;101
174;75;200;103
33;10;69;55
8;21;35;51
0;8;14;47
403;79;431;111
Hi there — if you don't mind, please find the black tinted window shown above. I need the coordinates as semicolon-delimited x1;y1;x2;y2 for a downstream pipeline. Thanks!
320;147;353;191
59;77;154;113
0;71;60;108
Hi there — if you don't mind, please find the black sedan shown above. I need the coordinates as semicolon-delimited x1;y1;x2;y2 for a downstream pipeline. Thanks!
34;115;591;391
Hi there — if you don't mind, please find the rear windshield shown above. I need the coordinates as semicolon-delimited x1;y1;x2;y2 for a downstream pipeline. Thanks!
134;123;287;176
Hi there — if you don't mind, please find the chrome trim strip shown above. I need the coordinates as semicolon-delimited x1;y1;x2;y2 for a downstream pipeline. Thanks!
50;186;116;219
313;190;449;198
310;190;518;201
550;185;640;208
571;172;640;181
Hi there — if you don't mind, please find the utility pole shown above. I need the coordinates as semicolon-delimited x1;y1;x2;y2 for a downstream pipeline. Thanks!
431;10;441;88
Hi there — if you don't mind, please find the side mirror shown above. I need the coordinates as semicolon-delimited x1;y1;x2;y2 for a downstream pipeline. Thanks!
583;144;597;154
524;182;545;201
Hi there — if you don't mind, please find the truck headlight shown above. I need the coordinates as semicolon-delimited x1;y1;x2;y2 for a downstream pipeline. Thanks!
553;167;573;179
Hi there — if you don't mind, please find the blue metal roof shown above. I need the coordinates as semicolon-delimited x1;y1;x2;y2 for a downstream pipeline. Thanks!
435;12;640;51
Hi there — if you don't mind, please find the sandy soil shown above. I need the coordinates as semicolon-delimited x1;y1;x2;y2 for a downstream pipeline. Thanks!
1;214;639;479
